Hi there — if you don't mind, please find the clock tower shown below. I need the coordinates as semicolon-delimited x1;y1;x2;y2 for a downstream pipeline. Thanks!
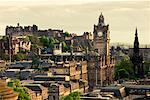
88;13;115;89
93;13;110;58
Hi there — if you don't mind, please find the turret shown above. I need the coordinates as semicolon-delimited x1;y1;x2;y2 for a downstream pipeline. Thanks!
98;12;105;26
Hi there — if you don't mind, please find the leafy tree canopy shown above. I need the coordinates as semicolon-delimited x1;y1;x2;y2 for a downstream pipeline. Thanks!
61;92;81;100
32;55;40;68
7;79;30;100
64;31;71;37
40;36;59;48
115;58;134;80
28;35;40;45
15;53;26;61
23;36;30;42
40;36;50;47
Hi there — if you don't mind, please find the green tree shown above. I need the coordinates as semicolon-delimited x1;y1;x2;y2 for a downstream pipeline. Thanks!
13;79;21;87
32;55;40;68
40;36;50;47
69;92;80;100
31;44;39;51
64;96;73;100
115;58;134;80
28;35;40;44
62;41;68;52
61;92;80;100
64;31;71;37
23;36;30;42
29;35;41;52
7;79;21;88
40;36;58;48
1;53;9;61
14;87;30;100
49;37;55;48
144;61;150;76
15;53;26;61
54;38;59;43
7;79;30;100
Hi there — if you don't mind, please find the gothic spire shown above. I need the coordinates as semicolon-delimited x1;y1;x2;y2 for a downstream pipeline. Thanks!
134;27;139;56
135;27;138;36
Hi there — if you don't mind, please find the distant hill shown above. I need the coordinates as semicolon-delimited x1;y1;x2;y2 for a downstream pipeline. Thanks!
110;42;150;48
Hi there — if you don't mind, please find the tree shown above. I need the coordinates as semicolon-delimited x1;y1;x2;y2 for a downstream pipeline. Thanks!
40;36;50;47
7;79;30;100
14;87;30;100
61;92;80;100
64;31;71;37
28;35;40;44
29;35;41;53
63;96;73;100
40;36;59;49
114;58;134;80
0;53;9;61
69;92;80;100
49;37;55;48
144;61;150;76
62;41;68;52
23;36;30;42
32;54;40;68
15;53;26;61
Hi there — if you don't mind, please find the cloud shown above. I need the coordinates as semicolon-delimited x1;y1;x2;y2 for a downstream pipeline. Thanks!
0;6;29;13
0;0;149;44
110;7;135;12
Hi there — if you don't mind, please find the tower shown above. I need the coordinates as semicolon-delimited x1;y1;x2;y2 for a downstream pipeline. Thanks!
89;12;113;87
131;28;144;78
133;28;139;56
93;13;110;58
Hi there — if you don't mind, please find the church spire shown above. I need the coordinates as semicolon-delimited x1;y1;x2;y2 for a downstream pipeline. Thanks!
135;27;138;36
134;27;139;56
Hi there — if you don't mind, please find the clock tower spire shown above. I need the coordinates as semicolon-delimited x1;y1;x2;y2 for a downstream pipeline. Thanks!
98;12;105;27
93;12;110;56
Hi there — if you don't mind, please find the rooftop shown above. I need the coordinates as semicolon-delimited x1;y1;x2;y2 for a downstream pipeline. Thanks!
6;69;20;72
21;69;34;72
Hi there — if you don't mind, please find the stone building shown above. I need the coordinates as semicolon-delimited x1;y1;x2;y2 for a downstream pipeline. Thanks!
72;32;93;52
0;60;6;71
38;13;115;89
30;60;88;100
0;79;18;100
6;23;38;36
53;42;62;55
6;23;64;39
0;36;31;59
25;84;48;100
88;13;115;89
49;61;88;81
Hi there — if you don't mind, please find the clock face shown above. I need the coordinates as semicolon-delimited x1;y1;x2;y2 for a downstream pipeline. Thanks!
98;32;103;37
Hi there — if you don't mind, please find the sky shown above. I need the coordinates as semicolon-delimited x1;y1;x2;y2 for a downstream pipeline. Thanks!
0;0;150;44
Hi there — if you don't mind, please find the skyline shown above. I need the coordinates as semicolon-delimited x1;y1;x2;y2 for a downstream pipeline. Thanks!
0;0;150;44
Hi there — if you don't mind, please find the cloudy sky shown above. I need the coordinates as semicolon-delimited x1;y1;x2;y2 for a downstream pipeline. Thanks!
0;0;150;44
